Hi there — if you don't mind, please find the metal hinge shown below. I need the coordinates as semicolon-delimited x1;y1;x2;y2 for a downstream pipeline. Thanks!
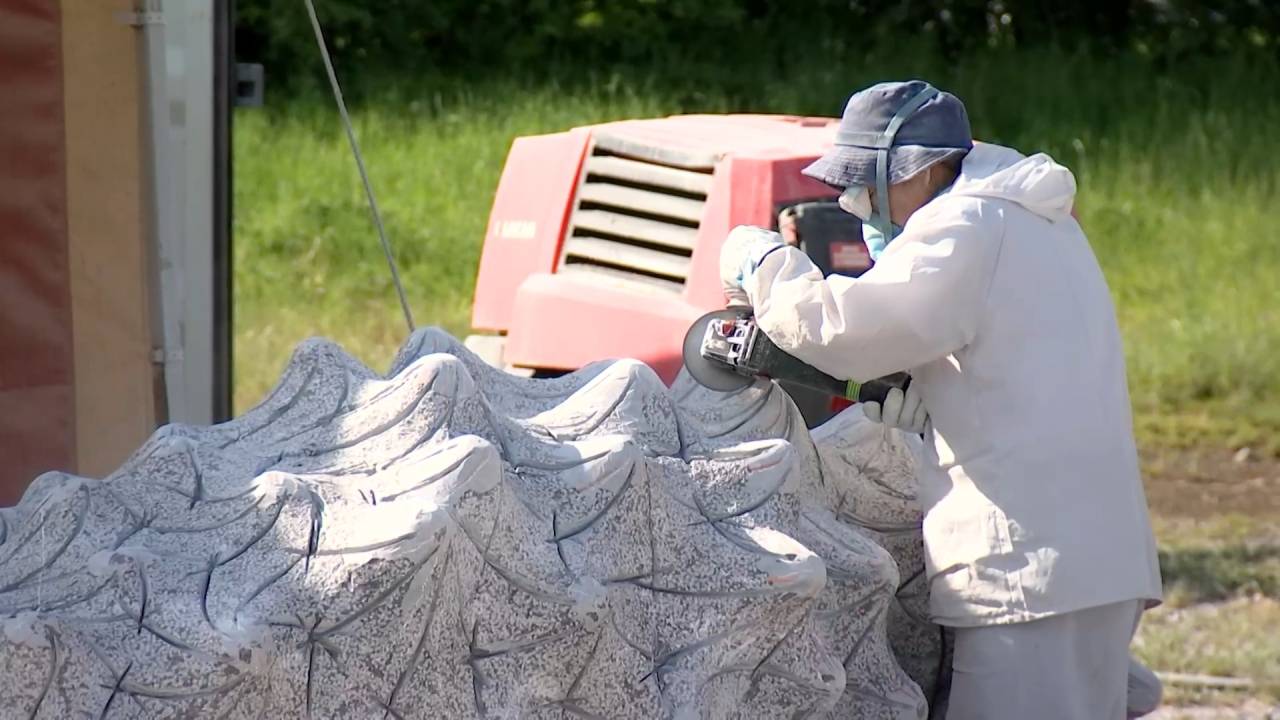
152;347;184;365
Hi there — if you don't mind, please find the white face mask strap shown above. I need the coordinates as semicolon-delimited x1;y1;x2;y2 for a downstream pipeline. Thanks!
873;84;939;237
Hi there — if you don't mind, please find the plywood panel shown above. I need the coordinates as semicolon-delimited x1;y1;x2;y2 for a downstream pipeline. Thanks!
0;0;76;504
61;0;161;477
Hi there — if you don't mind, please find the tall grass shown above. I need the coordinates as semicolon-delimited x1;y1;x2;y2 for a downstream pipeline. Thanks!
233;47;1280;449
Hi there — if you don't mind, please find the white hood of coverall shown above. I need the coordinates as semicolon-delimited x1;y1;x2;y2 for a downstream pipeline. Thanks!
745;143;1162;626
947;143;1075;221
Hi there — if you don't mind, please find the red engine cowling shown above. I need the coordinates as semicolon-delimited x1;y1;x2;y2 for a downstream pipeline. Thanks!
469;114;850;385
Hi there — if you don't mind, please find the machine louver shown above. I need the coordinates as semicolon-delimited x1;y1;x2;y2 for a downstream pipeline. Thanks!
557;135;715;292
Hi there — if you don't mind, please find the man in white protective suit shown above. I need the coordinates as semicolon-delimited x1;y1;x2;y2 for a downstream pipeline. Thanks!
719;81;1164;719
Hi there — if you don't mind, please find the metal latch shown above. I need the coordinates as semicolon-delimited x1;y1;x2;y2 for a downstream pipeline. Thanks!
116;11;164;27
235;64;265;107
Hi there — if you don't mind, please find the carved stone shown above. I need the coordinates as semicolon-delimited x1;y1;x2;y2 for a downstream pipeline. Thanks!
0;329;940;719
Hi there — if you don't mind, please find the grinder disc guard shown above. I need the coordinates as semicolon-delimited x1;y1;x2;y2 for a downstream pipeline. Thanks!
682;309;756;392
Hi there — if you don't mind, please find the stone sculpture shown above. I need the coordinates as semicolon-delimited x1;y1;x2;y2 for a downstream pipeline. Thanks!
0;329;940;719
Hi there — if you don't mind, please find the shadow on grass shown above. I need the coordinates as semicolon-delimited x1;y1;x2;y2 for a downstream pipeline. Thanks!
1159;544;1280;603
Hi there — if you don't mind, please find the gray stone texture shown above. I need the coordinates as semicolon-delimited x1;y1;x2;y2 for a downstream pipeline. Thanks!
0;329;940;719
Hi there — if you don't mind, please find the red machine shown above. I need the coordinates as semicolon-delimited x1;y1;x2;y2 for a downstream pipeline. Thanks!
468;114;870;385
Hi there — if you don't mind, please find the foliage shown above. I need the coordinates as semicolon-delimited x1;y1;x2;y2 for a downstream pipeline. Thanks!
236;0;1280;94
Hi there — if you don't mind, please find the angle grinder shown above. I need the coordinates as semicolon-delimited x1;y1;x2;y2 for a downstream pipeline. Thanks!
682;308;910;404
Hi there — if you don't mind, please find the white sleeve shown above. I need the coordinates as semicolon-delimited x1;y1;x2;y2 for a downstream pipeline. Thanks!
743;199;1003;382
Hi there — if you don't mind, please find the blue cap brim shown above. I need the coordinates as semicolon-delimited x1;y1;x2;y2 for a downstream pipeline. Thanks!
802;145;968;189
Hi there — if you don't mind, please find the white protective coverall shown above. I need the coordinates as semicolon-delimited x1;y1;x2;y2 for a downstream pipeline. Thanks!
743;143;1163;716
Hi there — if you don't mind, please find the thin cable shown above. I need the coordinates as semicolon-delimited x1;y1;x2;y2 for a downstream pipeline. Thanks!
302;0;415;332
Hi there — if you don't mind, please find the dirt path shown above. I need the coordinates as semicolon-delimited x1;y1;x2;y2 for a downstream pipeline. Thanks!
1142;446;1280;520
1146;699;1279;719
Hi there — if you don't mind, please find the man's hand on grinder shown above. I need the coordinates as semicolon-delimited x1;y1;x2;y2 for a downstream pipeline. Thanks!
863;385;928;434
719;225;785;307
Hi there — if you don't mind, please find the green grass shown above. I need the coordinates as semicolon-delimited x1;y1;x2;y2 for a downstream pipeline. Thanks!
1154;515;1280;605
1136;515;1280;704
1141;515;1280;704
233;47;1280;453
233;86;675;405
1133;596;1280;705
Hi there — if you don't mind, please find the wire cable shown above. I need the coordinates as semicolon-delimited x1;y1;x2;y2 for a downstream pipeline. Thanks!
302;0;416;332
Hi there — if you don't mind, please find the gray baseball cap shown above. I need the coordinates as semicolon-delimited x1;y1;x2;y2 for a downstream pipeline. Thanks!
803;80;973;189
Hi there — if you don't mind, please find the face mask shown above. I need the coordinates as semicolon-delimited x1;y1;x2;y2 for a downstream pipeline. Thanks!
841;184;897;260
862;219;903;262
861;176;901;262
838;185;871;221
861;169;956;262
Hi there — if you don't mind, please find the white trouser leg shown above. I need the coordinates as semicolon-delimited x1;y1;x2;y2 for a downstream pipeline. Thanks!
944;600;1142;720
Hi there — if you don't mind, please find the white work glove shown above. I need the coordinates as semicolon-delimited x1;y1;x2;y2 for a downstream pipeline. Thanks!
863;385;928;434
719;225;785;307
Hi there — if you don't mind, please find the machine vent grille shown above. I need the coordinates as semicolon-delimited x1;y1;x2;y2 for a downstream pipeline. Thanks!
558;138;715;292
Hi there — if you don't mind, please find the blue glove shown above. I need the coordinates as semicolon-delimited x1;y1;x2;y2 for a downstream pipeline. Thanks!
719;225;785;306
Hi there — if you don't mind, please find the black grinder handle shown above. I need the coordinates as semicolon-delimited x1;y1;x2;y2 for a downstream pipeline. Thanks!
744;322;911;404
848;372;912;405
